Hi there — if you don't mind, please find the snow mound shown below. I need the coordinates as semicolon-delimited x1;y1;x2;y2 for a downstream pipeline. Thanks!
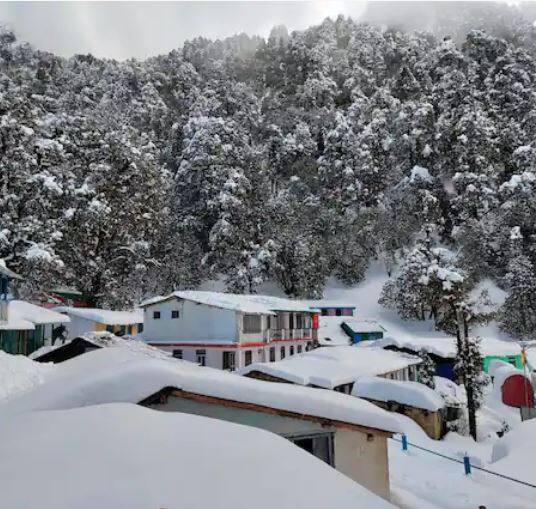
54;306;143;325
0;351;53;400
491;419;536;486
0;403;396;509
352;376;445;411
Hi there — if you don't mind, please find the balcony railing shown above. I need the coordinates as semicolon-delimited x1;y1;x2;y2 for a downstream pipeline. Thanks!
270;328;313;341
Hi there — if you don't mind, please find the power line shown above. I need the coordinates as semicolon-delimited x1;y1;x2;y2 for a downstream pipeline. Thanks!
390;436;536;490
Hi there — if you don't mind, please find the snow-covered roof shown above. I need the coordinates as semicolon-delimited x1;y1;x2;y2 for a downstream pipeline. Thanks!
377;335;521;359
0;403;396;509
299;299;356;309
30;332;166;360
352;376;445;411
0;346;401;434
491;363;530;389
140;290;313;314
317;316;352;346
239;346;421;389
54;306;143;325
0;300;70;330
344;319;386;334
0;350;53;401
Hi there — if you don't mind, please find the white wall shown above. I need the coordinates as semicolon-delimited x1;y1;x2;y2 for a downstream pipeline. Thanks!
143;298;239;343
65;315;96;340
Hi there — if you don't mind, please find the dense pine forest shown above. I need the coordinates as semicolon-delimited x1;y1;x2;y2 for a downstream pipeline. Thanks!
3;2;536;338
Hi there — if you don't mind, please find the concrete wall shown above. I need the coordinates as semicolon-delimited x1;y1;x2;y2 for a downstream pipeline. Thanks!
148;395;391;500
333;428;390;500
143;298;239;343
65;316;96;340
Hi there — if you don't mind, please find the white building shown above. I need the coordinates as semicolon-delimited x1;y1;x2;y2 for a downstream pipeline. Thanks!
140;291;318;370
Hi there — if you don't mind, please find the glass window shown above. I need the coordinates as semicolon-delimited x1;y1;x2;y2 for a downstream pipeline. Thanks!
244;350;252;366
173;349;183;359
138;323;144;333
290;345;295;356
296;314;303;329
269;347;276;362
223;351;236;370
171;310;179;319
280;346;286;359
297;345;303;354
153;311;161;320
243;314;262;333
291;433;334;466
196;349;206;367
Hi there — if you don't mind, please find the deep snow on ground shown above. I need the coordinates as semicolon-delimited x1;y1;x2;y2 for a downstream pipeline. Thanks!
0;403;396;509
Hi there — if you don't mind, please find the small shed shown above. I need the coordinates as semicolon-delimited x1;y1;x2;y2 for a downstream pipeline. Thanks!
341;320;386;343
492;363;534;409
352;377;448;439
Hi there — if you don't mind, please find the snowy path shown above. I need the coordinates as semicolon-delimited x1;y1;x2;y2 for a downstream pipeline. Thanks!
388;416;535;509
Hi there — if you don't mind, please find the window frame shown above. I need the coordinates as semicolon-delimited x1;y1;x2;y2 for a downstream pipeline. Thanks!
153;310;161;320
171;310;180;319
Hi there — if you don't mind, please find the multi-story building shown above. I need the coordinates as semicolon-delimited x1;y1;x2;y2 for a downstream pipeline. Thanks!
140;291;318;370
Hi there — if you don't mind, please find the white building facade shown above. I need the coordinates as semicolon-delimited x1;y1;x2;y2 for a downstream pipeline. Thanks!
140;291;318;370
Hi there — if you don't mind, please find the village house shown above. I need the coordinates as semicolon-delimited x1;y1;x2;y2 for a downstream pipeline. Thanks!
352;376;450;440
0;263;70;356
240;345;422;394
54;307;143;340
140;291;318;370
1;346;402;501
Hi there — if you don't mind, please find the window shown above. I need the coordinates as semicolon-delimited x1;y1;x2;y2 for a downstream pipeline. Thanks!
173;349;183;359
291;433;334;466
138;323;144;333
296;314;303;329
335;308;342;316
196;349;206;367
106;325;114;333
297;345;303;354
171;310;180;319
127;325;133;335
269;347;276;362
321;309;328;316
289;313;294;329
290;345;295;356
223;351;236;371
153;311;161;320
280;346;286;359
244;350;252;366
243;314;262;333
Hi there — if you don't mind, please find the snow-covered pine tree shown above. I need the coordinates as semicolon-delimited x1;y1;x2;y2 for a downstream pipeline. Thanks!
417;349;436;389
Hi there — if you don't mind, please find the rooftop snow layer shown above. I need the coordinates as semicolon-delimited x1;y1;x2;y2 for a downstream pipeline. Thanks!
239;346;420;389
0;300;70;330
317;316;352;346
343;319;386;333
140;290;314;314
352;376;445;411
377;335;521;359
0;403;396;509
0;351;53;400
54;306;143;325
0;346;401;434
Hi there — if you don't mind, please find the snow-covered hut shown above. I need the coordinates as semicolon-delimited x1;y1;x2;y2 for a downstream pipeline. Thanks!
240;345;421;393
352;376;449;439
55;306;143;340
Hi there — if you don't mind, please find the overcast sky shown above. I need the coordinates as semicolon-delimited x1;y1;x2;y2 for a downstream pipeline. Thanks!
0;1;367;60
